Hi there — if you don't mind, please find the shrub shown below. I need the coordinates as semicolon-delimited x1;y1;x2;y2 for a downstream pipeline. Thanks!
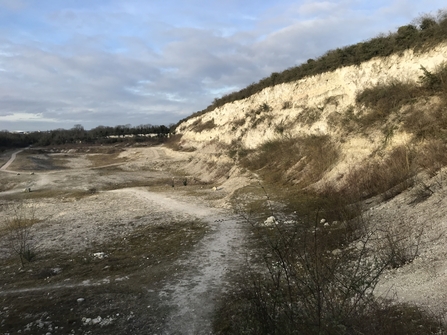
241;135;339;187
340;145;415;201
419;63;447;94
355;81;422;126
214;211;445;335
191;118;216;132
3;202;38;267
282;101;292;109
295;106;322;126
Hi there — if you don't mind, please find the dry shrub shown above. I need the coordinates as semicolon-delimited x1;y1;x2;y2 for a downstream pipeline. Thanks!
403;104;447;140
341;145;415;201
355;81;422;126
191;118;216;132
213;212;446;335
295;106;322;126
3;202;39;266
241;135;339;188
415;139;447;176
164;134;196;152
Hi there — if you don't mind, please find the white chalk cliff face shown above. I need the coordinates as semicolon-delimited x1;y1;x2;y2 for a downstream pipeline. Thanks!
177;43;447;150
176;43;447;186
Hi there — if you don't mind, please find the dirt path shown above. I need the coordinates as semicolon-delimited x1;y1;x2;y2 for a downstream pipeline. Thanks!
114;188;245;335
0;147;28;172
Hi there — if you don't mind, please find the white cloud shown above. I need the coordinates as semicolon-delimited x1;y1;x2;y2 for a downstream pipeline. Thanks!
0;112;59;122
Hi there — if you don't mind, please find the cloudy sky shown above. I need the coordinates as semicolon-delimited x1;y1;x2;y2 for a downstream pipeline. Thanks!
0;0;446;131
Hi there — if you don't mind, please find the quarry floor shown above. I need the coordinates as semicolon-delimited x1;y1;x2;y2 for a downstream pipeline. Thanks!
0;144;248;335
1;144;447;334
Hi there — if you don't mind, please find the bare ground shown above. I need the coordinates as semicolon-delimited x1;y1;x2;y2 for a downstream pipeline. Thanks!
2;144;447;334
0;145;249;335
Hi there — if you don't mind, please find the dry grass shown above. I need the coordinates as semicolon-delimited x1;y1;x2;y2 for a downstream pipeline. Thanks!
164;134;196;152
295;106;323;126
241;135;339;188
403;104;447;140
87;152;127;168
339;145;415;201
191;118;216;132
0;217;208;334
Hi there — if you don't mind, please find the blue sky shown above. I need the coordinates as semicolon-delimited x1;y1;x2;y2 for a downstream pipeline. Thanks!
0;0;446;131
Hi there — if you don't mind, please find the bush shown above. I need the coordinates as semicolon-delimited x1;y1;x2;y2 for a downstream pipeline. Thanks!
3;202;38;267
214;211;445;335
340;145;415;201
355;81;422;126
240;135;339;187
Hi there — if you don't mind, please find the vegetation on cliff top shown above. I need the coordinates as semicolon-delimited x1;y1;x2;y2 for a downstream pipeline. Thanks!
178;10;447;126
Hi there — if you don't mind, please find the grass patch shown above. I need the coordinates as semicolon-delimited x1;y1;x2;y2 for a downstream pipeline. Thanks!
191;118;216;132
403;104;447;140
355;81;422;126
295;106;322;126
354;63;447;129
87;152;127;168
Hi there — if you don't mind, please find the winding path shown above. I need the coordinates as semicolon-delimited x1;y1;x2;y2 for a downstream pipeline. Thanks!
114;188;245;335
0;147;27;172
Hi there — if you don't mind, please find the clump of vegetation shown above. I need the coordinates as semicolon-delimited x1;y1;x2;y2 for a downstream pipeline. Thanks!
353;63;447;129
214;208;445;335
339;145;415;201
282;101;292;109
355;81;422;125
295;106;322;126
2;202;38;267
190;118;216;132
240;135;339;187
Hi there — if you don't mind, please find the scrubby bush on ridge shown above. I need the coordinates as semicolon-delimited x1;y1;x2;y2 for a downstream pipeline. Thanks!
178;10;447;126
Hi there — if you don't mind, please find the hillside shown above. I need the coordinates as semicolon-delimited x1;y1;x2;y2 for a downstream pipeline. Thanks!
172;37;447;333
176;42;447;183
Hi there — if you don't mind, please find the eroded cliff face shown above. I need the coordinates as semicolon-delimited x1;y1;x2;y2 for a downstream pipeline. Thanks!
177;43;447;147
176;43;447;186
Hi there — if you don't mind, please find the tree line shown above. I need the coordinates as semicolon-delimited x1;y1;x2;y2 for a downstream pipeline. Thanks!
0;124;172;151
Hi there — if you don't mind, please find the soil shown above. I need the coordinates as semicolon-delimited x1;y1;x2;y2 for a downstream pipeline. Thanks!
0;145;249;335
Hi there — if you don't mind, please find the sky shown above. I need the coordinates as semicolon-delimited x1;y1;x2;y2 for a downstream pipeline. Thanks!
0;1;446;131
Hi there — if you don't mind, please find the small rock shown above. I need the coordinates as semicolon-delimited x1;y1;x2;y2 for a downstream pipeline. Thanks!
93;252;106;259
320;218;326;224
332;249;342;256
82;317;92;326
77;298;85;303
91;316;102;325
263;216;277;226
